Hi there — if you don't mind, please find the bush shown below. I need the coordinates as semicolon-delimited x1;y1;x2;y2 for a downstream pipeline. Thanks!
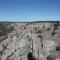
36;30;42;33
47;55;55;60
51;30;55;36
56;46;60;51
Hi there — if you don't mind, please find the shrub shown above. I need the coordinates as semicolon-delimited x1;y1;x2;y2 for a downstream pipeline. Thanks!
51;30;55;36
47;55;55;60
56;46;60;51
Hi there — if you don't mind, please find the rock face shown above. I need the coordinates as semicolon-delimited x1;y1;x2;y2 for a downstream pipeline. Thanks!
0;22;60;60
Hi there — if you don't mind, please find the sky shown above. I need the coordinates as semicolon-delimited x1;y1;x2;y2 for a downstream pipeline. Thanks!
0;0;60;22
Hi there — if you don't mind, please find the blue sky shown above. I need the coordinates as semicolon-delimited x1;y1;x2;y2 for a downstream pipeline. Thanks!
0;0;60;22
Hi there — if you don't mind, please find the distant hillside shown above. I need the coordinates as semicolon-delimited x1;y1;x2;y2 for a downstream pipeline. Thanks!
0;23;14;36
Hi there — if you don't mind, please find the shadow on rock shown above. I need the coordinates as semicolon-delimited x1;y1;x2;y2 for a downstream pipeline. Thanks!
27;52;36;60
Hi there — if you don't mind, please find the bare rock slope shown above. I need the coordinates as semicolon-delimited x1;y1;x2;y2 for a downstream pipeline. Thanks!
0;22;60;60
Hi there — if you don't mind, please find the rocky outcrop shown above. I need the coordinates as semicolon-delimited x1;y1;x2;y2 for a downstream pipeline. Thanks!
0;22;60;60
